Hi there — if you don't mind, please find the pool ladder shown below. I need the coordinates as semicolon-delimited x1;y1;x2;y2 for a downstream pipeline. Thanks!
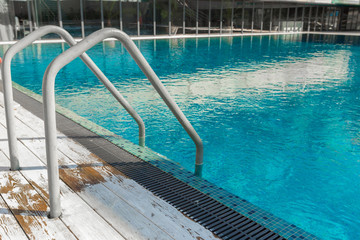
1;26;203;218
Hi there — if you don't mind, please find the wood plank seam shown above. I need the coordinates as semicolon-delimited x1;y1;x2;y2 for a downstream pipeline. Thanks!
0;191;30;240
20;172;80;240
0;166;77;239
13;163;80;239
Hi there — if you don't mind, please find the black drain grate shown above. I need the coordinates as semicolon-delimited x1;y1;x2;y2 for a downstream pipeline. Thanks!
110;161;285;240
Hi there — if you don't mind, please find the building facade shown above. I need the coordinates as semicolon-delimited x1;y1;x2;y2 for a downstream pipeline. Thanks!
1;0;360;41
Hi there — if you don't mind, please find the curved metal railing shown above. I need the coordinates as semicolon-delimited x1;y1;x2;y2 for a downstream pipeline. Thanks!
43;28;203;218
1;26;146;171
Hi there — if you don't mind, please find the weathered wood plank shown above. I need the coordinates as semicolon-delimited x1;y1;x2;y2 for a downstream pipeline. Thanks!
0;179;28;240
0;153;76;240
27;170;126;240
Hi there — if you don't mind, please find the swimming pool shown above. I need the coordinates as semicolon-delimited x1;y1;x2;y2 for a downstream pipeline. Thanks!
2;34;360;239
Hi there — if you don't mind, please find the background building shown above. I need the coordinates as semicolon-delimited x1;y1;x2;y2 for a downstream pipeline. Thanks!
1;0;360;41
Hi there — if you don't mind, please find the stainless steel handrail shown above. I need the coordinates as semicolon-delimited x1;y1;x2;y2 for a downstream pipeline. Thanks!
1;26;146;171
43;28;203;218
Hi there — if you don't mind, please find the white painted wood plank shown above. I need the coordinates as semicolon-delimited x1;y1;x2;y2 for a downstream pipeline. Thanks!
0;173;76;240
0;166;28;240
0;93;65;138
25;169;126;240
0;199;28;240
102;176;221;240
0;153;76;240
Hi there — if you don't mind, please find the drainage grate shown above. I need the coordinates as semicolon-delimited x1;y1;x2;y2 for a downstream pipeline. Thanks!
110;161;285;240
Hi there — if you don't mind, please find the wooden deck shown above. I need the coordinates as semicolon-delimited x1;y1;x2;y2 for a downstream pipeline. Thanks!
0;91;219;240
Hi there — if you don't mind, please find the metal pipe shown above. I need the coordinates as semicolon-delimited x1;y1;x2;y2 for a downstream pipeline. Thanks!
336;7;341;30
138;0;141;36
1;25;146;176
168;0;171;35
33;0;39;28
120;0;123;31
337;7;341;31
153;0;156;35
347;8;351;31
101;0;104;29
251;1;254;33
220;0;223;34
270;8;272;32
286;7;289;32
331;7;335;30
241;1;244;33
260;2;264;33
231;0;234;34
326;7;334;31
183;0;185;34
196;0;199;34
57;0;63;28
42;28;204;217
301;6;305;31
27;0;33;32
314;6;318;32
321;6;324;31
208;0;212;34
308;7;312;32
294;7;297;31
80;0;85;38
278;7;281;32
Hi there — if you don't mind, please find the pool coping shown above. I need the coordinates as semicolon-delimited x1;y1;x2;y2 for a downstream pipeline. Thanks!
0;31;302;45
2;31;360;46
0;79;320;240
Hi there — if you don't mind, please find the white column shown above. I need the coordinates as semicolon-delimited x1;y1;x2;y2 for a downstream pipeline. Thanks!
80;0;85;37
57;0;63;28
100;0;104;28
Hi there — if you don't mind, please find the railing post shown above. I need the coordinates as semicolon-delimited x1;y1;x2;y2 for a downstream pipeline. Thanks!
42;67;61;218
194;144;203;177
1;51;20;170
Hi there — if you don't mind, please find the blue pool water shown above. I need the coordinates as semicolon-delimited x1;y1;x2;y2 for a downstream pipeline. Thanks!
2;34;360;239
